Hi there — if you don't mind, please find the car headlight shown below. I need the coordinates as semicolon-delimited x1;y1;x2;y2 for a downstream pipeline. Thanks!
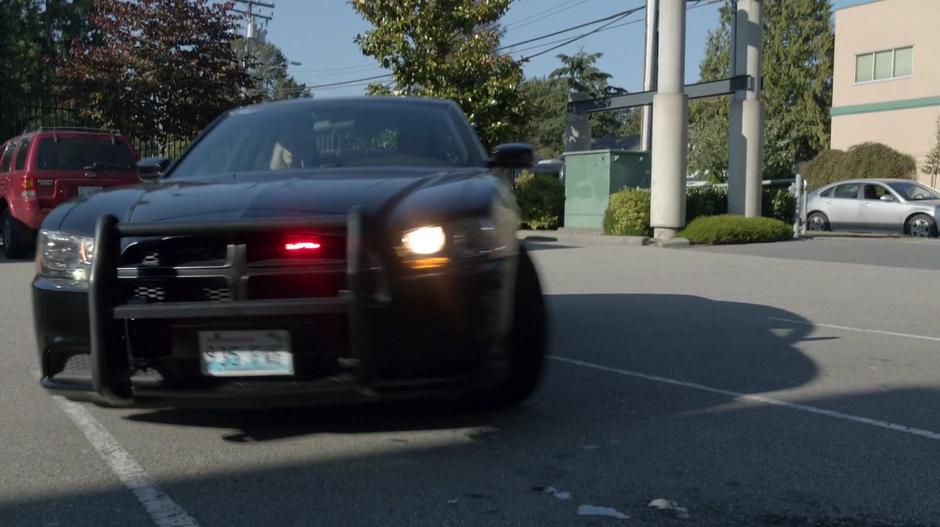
401;226;446;255
398;218;514;270
36;230;95;282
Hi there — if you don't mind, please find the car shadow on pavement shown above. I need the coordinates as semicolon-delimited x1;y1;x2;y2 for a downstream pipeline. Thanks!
123;294;823;441
547;294;823;395
11;296;940;525
124;400;524;443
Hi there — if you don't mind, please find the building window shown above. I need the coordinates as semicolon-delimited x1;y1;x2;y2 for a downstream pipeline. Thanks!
855;46;913;83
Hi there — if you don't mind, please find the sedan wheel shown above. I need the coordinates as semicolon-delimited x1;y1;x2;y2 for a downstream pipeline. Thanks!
907;214;936;238
807;212;829;232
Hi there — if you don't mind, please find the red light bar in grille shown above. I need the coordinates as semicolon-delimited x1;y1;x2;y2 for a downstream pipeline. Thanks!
285;241;321;251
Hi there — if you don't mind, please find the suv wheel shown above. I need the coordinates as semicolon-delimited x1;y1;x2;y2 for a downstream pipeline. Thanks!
2;207;32;259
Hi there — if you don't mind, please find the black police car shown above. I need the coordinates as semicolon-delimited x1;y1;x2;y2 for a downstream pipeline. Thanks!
32;97;547;408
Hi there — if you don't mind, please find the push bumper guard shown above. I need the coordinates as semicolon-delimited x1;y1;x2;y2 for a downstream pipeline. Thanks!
87;211;371;406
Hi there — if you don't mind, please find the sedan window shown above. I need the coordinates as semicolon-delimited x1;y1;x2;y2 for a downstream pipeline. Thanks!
887;181;940;201
819;187;834;197
833;183;859;199
862;184;891;200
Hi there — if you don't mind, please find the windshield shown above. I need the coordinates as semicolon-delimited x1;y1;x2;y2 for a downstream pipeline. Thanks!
886;181;940;201
36;137;136;171
169;100;488;180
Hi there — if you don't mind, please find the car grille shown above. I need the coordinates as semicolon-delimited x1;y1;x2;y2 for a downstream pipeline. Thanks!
118;231;348;305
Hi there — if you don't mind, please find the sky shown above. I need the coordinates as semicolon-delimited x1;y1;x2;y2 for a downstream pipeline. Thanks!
259;0;874;98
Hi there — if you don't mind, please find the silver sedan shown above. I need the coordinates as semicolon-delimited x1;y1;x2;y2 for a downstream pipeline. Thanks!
806;178;940;237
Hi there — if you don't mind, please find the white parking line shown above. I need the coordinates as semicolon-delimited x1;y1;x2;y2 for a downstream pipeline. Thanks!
550;355;940;442
769;317;940;344
51;396;200;527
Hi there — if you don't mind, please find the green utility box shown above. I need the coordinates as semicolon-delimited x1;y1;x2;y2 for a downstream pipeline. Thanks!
563;150;651;229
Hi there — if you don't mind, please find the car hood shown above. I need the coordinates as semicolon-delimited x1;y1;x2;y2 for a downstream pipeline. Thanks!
130;169;488;223
46;167;494;236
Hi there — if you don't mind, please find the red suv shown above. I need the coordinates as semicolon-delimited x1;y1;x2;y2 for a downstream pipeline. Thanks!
0;128;140;258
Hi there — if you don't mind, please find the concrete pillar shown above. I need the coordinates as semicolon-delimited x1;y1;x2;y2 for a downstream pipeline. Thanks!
728;0;763;217
640;0;658;152
649;0;688;240
564;92;592;153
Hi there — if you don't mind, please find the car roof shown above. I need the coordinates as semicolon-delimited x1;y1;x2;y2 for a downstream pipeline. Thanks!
822;178;917;186
228;96;461;117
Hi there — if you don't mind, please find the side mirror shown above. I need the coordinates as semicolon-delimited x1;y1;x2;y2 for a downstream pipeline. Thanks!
137;157;171;182
880;194;896;202
489;143;534;170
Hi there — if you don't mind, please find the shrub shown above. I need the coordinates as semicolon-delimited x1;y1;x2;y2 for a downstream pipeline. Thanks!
801;149;846;188
514;171;565;230
686;186;727;222
802;143;916;189
837;142;916;182
604;188;651;236
762;188;795;222
679;215;793;245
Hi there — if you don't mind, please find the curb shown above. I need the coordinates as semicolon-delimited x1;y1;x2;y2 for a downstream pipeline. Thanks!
651;237;691;248
518;230;649;247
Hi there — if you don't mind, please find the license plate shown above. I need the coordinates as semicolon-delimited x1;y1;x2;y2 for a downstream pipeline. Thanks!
78;186;103;197
199;330;293;377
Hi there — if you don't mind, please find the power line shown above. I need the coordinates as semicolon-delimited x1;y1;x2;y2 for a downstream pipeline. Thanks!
518;10;637;62
504;0;595;31
286;0;722;93
499;7;645;51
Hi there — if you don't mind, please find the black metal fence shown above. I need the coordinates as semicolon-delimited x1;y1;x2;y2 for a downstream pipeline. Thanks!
0;92;190;160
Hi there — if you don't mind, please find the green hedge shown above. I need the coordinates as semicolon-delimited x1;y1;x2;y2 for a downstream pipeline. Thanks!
802;143;916;189
679;215;793;245
604;186;794;238
514;171;565;230
603;188;651;236
686;186;794;222
686;186;727;221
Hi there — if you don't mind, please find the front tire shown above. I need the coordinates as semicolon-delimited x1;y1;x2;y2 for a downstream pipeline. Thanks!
473;246;547;409
906;214;937;238
807;212;830;232
2;207;32;259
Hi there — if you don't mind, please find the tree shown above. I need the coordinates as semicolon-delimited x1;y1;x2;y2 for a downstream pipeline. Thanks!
688;0;835;182
688;4;732;182
0;0;97;97
519;76;567;158
351;0;526;150
234;38;309;101
550;49;637;139
61;0;255;141
550;50;611;98
923;117;940;187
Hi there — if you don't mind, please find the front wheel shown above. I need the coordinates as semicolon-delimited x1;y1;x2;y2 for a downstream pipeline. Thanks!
906;214;937;238
2;208;33;259
807;212;830;232
472;246;547;409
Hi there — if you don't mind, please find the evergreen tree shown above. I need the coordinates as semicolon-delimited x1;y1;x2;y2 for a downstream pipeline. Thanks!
688;0;835;182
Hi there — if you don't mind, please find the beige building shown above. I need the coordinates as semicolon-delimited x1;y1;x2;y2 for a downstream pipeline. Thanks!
830;0;940;185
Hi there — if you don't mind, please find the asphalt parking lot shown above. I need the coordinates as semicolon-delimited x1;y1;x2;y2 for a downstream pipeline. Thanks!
2;236;939;526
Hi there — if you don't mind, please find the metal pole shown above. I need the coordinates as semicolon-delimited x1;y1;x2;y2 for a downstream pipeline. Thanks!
640;0;658;152
793;173;803;238
649;0;688;240
727;0;763;217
